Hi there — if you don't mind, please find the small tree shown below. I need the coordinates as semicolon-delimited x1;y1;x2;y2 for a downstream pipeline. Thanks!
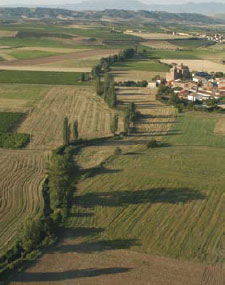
72;120;79;141
81;73;86;82
110;115;118;135
62;117;70;146
95;76;103;96
146;139;158;149
124;113;130;135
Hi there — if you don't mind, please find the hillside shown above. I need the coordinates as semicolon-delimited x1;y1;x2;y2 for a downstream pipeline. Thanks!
0;7;222;25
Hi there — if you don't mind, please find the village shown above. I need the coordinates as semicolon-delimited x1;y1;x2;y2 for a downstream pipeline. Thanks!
154;63;225;104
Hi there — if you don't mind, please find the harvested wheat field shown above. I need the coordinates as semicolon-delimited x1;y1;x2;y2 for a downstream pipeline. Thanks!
161;59;225;73
19;86;122;150
0;149;47;255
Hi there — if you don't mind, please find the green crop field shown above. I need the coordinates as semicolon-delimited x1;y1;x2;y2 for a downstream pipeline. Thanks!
140;47;221;61
0;112;24;132
113;59;170;72
65;111;225;265
0;70;87;85
0;37;75;48
169;38;215;48
0;112;29;149
166;112;225;147
10;50;63;60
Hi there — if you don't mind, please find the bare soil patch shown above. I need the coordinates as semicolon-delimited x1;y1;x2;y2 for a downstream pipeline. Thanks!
10;237;225;284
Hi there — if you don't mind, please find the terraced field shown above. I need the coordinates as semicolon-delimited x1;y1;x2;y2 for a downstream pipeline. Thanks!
0;149;47;255
19;86;122;149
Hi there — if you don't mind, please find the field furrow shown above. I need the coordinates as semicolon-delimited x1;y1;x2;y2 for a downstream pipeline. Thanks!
0;149;47;255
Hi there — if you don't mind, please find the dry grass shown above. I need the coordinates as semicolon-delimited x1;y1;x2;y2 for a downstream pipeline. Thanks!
0;149;47;255
161;59;225;73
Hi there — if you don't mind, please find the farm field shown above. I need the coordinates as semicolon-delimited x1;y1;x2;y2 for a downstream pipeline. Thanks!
9;50;63;60
167;112;225;147
0;149;47;255
161;59;225;72
112;70;166;82
2;16;225;284
18;86;123;149
168;38;214;48
0;70;85;85
12;96;225;284
113;59;170;72
142;40;179;50
0;84;50;111
124;32;191;40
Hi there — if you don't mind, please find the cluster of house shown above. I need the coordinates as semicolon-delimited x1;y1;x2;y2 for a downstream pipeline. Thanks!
165;63;225;102
198;33;224;44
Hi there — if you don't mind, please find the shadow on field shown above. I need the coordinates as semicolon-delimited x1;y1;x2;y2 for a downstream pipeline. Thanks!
77;188;206;208
64;227;104;239
50;239;139;254
13;267;132;282
81;167;121;179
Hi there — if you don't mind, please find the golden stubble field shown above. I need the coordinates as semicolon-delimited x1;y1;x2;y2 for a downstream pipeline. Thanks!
18;86;123;150
0;149;47;255
0;85;122;256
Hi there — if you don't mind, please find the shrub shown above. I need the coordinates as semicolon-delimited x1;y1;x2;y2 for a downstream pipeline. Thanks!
114;147;122;155
146;139;158;149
